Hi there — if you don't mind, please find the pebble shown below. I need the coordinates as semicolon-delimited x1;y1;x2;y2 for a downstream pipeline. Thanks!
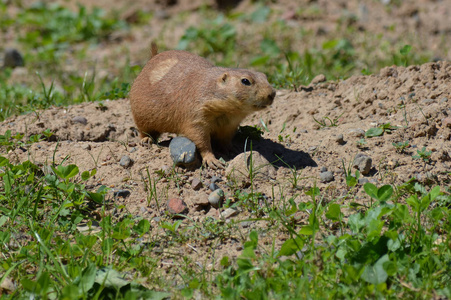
335;134;345;145
348;128;365;138
129;147;138;153
443;117;451;128
358;178;369;184
72;116;88;125
210;176;222;183
81;144;91;150
422;98;435;104
353;153;372;175
169;137;198;167
0;276;16;293
240;221;253;228
308;146;317;152
220;207;239;219
3;48;24;68
167;198;189;216
119;155;133;168
191;192;210;210
208;189;224;208
320;166;328;172
320;171;334;182
209;182;219;191
191;178;203;190
114;190;131;198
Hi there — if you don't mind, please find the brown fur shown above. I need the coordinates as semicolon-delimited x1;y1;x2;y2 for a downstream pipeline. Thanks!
129;45;276;168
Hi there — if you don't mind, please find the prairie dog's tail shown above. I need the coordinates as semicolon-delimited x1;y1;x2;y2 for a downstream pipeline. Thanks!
150;42;158;59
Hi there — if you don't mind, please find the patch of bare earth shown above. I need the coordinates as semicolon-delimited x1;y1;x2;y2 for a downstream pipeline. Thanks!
2;61;450;266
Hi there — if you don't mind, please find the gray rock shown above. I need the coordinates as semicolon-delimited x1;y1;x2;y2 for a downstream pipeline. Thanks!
3;48;24;68
169;137;198;167
208;189;224;208
320;171;334;182
353;154;372;175
209;182;219;191
72;116;88;125
129;147;138;153
119;155;133;168
114;190;131;198
320;166;328;172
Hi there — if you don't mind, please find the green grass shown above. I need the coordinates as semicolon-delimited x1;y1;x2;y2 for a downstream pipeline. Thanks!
1;148;450;298
0;2;136;122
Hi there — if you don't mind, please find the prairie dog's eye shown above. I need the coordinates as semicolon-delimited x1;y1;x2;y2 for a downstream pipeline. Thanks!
241;78;251;86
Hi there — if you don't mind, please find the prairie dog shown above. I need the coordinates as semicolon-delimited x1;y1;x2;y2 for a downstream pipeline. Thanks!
129;44;276;168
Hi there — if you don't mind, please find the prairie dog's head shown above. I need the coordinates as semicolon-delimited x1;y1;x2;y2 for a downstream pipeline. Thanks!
217;69;276;111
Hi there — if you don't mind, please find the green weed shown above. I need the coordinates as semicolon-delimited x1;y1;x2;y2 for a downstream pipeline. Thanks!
413;147;432;163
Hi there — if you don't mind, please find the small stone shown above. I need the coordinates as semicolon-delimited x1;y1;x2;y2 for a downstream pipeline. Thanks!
348;128;365;138
191;192;210;210
169;137;198;167
72;116;88;125
335;134;345;145
161;165;172;176
320;166;328;172
311;74;326;85
119;155;133;168
442;117;451;128
358;178;369;184
129;147;138;153
209;182;219;191
377;90;388;100
226;151;276;183
422;98;435;104
3;48;24;68
191;178;203;190
114;190;131;198
208;189;224;208
81;144;91;150
167;198;189;216
0;276;16;293
320;171;334;182
240;221;253;228
210;176;222;183
308;146;317;152
221;207;239;219
353;154;372;175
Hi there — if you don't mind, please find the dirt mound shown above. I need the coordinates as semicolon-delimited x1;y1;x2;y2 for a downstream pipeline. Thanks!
1;61;450;218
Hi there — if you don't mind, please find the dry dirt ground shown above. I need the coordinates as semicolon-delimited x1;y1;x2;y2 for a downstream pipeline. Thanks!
1;0;451;272
2;61;451;225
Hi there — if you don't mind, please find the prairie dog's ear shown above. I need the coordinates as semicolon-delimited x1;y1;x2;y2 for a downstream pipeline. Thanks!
221;72;228;83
